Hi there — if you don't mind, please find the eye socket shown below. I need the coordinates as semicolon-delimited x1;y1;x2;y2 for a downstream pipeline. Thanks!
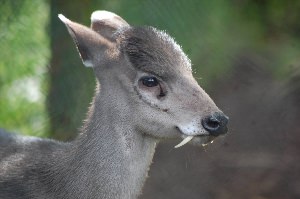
140;76;159;87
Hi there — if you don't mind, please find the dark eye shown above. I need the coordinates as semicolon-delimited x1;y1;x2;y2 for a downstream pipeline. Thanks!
141;76;159;87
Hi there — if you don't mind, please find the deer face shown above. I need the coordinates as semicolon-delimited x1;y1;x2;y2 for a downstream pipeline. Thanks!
117;27;228;147
59;11;228;148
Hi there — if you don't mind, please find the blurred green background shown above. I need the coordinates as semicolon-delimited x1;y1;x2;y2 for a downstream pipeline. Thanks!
1;0;299;139
1;0;300;198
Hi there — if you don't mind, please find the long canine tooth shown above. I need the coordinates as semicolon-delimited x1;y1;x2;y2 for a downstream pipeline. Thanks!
174;136;194;148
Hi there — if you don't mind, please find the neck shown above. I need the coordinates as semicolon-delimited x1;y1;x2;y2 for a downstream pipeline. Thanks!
55;85;157;199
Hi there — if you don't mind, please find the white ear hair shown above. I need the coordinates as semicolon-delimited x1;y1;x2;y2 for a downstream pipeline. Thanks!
91;11;120;23
90;10;129;41
82;60;93;67
58;14;71;24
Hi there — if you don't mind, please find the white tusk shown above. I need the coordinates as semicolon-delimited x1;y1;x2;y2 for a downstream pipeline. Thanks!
174;136;194;148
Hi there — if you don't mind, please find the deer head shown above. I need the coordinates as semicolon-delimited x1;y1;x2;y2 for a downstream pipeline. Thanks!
58;11;228;148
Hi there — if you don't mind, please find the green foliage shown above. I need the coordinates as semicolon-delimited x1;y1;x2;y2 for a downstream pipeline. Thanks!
0;0;49;136
232;0;300;80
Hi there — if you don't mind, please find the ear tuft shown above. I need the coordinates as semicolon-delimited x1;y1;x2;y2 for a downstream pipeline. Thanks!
58;14;70;24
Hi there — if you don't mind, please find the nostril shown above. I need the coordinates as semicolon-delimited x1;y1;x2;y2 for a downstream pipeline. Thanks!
202;117;220;132
202;112;229;135
205;118;220;130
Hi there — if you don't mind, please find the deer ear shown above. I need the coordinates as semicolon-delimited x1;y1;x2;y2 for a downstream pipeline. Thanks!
58;14;112;67
91;10;130;41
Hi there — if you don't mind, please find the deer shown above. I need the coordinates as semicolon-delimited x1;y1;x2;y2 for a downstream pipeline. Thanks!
0;10;228;199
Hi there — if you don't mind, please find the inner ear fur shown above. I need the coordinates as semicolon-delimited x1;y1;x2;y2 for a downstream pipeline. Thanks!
91;10;130;42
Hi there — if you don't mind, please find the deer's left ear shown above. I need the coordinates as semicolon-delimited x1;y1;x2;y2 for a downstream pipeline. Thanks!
59;14;113;67
91;10;130;42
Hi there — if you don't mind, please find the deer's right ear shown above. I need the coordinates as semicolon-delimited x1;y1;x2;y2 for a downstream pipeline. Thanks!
58;14;113;67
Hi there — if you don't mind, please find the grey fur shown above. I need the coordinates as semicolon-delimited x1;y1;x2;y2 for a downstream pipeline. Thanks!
0;11;227;199
120;26;191;77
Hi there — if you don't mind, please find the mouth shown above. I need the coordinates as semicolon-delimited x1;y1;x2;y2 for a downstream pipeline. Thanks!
174;134;217;148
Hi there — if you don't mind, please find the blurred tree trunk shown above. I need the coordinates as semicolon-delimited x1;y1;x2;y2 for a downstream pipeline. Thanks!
48;0;97;140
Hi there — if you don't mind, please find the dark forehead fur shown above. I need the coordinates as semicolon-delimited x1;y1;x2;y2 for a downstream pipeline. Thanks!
118;26;191;78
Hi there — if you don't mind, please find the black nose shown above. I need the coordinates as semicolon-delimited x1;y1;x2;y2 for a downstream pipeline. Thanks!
202;112;229;136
